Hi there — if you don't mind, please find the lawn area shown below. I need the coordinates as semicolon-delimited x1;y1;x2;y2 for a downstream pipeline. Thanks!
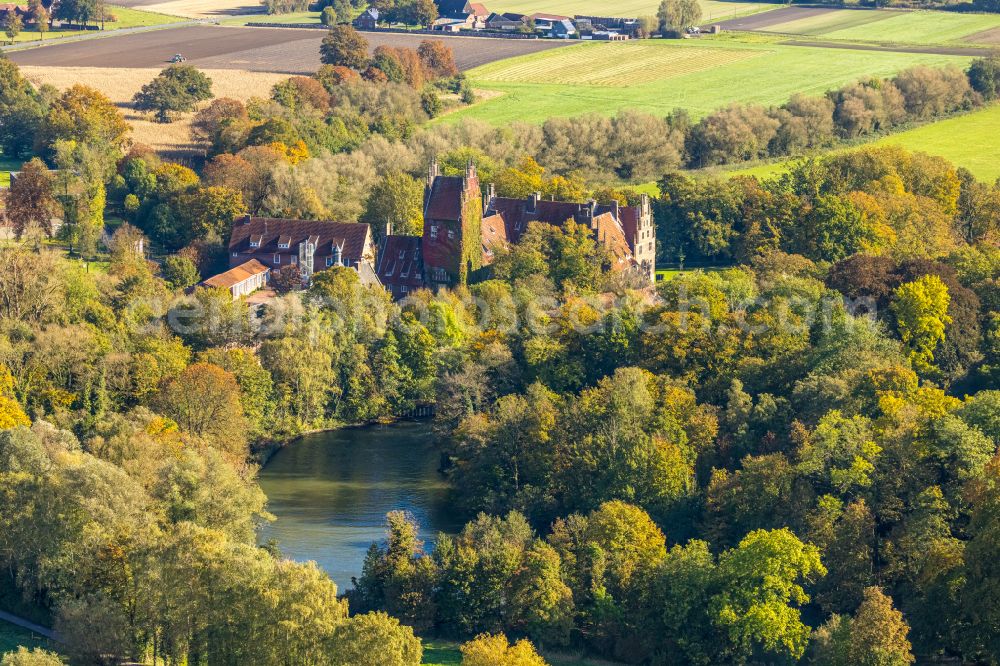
222;10;321;25
489;0;775;20
8;5;185;43
0;157;23;189
720;103;1000;183
107;5;187;27
0;620;48;655
454;37;971;125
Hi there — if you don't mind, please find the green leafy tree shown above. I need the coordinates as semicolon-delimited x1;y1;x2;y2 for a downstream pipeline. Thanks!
328;611;422;665
133;65;213;123
891;275;952;376
711;528;826;662
812;587;915;666
657;0;701;35
161;254;201;289
4;11;22;43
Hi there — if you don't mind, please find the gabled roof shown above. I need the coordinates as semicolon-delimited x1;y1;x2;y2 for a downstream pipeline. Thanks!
481;213;508;263
436;0;470;18
358;7;378;18
202;259;270;290
486;11;523;22
229;216;371;265
466;2;489;16
591;213;632;269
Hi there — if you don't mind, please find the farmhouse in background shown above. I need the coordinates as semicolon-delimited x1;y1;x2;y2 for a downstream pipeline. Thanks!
485;11;525;31
0;3;28;23
228;216;380;286
433;0;489;30
575;15;643;38
353;7;379;29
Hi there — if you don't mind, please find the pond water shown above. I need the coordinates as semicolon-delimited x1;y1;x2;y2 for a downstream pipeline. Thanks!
257;421;462;592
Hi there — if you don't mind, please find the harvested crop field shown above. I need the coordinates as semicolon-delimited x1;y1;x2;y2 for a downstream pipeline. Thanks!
716;6;1000;46
9;25;569;73
18;66;289;155
113;0;261;17
474;41;764;86
713;6;841;32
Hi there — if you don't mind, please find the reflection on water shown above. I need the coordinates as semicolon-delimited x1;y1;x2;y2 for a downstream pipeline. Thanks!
257;421;462;592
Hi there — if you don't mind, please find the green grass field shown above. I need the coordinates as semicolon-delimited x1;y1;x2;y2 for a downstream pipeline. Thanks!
8;5;184;43
223;10;322;25
0;157;23;189
490;0;774;20
721;103;1000;183
455;37;970;125
750;8;1000;45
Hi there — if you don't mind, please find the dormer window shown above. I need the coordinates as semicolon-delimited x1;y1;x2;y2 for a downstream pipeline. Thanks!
249;240;260;248
278;242;289;249
326;256;333;267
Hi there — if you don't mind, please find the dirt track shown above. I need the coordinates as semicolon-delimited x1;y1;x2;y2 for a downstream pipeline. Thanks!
8;24;569;73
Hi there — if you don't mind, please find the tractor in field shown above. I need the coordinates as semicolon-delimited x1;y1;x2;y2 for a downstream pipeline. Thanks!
170;53;186;63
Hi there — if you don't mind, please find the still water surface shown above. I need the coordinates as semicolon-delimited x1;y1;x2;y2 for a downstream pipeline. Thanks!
257;421;462;592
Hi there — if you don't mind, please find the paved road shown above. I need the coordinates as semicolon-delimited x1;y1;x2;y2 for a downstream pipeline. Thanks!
0;609;59;643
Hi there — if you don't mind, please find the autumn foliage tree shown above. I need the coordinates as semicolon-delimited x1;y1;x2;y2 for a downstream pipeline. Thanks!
156;362;249;455
320;24;370;70
3;158;57;238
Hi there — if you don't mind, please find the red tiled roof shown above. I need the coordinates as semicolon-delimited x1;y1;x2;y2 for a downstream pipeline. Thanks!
591;213;632;269
467;2;489;15
424;175;468;221
481;213;508;264
530;12;569;20
202;259;269;290
229;216;371;266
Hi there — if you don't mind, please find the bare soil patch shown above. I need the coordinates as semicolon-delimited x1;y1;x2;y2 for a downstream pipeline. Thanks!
711;6;839;31
9;24;570;73
966;26;1000;44
19;65;288;156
